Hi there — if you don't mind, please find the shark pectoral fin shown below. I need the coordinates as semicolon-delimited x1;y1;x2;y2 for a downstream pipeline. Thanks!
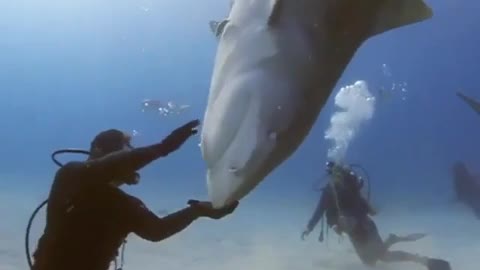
368;0;433;38
267;0;283;26
209;20;229;39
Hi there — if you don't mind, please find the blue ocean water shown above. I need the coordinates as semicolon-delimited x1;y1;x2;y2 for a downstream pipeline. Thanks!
0;0;479;269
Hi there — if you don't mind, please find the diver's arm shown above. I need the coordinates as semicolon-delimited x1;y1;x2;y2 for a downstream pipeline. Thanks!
367;203;377;216
132;202;200;242
83;120;199;181
130;198;237;242
306;189;329;231
83;143;174;180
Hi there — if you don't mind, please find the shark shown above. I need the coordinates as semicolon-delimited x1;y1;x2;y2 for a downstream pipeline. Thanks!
200;0;433;208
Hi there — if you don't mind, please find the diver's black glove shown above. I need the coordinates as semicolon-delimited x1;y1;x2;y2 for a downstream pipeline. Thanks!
187;200;239;220
161;119;200;154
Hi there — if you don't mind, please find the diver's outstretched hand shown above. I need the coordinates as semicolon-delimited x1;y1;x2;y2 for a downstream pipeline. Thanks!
402;233;427;242
188;200;239;220
301;229;311;240
369;207;378;216
162;120;200;154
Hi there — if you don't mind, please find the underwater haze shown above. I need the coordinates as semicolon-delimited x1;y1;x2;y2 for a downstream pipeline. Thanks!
1;0;479;270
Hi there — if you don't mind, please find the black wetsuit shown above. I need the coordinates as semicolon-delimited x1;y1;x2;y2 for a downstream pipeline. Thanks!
307;170;384;265
33;142;200;270
307;170;370;231
307;169;452;269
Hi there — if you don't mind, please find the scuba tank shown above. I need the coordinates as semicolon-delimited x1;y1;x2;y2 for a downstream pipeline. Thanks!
317;161;371;242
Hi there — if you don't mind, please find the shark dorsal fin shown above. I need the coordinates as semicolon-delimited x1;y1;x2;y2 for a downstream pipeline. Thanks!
209;20;229;39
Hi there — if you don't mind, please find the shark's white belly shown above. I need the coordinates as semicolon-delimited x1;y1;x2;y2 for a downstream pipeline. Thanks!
201;20;325;207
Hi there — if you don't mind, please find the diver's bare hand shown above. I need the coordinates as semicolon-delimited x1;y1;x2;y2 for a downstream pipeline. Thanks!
188;200;239;220
161;120;200;153
301;229;311;240
369;206;378;216
171;119;200;138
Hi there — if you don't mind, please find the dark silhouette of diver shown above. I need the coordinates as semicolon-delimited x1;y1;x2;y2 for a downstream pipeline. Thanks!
452;161;480;218
31;119;239;270
301;161;451;270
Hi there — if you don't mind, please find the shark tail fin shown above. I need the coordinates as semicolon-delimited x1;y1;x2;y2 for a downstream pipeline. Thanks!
368;0;433;38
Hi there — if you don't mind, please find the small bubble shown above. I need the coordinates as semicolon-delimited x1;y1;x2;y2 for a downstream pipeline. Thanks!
382;63;392;77
142;99;189;116
269;132;277;140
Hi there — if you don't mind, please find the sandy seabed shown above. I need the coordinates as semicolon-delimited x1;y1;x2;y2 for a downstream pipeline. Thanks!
1;191;478;270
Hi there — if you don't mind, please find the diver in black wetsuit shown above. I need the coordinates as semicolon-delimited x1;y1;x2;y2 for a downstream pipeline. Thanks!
32;120;239;270
301;161;451;270
452;161;480;218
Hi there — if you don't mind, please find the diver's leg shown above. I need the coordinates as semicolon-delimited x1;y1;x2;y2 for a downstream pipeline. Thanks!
381;250;429;265
348;216;386;267
384;233;427;249
381;251;452;270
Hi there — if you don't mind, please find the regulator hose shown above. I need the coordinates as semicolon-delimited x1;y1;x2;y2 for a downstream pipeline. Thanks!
25;149;90;269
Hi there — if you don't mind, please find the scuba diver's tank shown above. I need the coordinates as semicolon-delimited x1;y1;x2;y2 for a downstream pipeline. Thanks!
323;161;367;236
329;162;365;192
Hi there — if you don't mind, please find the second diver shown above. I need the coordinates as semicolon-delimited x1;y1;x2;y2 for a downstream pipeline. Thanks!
302;161;451;270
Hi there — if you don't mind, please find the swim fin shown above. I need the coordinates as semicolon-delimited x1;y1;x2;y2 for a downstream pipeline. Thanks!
403;233;427;241
427;258;451;270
